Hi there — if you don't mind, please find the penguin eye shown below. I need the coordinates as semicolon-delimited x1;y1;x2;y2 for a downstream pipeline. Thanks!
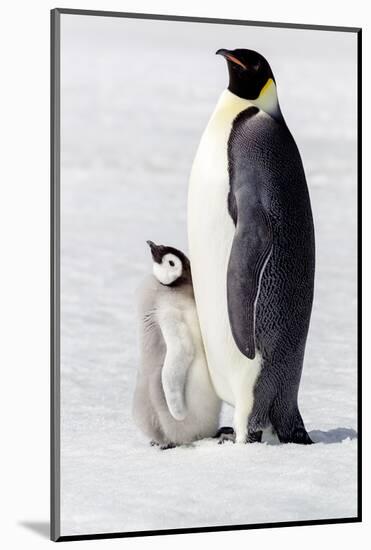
169;260;175;267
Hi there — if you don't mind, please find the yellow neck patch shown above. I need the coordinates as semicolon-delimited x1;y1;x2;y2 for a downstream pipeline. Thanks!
260;78;274;96
252;78;280;118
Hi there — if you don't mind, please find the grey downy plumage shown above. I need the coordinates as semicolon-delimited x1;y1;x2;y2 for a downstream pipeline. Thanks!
132;242;221;448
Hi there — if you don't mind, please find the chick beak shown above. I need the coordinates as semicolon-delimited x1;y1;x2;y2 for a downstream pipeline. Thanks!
146;240;162;263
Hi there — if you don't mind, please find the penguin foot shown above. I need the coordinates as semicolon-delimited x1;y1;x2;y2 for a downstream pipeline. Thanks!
290;427;314;445
214;426;235;439
270;403;313;445
214;426;236;444
150;440;176;450
276;426;314;445
159;442;176;450
217;431;236;444
246;430;263;443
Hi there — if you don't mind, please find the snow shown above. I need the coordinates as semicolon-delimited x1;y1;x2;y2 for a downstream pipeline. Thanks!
59;15;358;536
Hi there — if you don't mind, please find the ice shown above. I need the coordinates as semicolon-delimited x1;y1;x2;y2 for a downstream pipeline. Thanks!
59;15;358;536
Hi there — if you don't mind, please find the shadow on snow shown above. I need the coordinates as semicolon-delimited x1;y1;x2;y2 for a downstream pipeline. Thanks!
309;427;358;444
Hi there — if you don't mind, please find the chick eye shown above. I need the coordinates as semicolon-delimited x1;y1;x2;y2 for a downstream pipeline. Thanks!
169;260;175;267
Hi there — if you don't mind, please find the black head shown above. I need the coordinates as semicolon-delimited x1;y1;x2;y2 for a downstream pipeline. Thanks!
146;240;192;286
216;48;275;100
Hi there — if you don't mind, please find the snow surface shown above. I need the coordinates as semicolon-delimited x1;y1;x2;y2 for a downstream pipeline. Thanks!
59;15;358;536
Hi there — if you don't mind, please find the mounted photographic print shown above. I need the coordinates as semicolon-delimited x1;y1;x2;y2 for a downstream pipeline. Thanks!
51;8;361;542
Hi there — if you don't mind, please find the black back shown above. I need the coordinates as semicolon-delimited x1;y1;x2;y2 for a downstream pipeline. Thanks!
226;107;315;443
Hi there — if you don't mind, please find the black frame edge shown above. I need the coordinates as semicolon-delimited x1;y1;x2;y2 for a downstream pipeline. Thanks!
54;8;361;33
51;7;61;543
356;27;362;523
50;9;362;542
57;517;360;542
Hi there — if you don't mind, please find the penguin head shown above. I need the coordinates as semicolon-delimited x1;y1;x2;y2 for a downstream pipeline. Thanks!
146;241;191;286
216;48;280;117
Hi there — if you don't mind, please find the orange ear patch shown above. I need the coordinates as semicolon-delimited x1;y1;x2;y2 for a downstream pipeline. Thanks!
226;54;247;70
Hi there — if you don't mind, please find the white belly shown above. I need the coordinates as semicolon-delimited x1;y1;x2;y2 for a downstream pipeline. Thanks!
188;90;262;407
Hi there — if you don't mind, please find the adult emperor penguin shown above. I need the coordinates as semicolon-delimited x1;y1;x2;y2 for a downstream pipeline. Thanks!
132;241;221;448
188;48;315;444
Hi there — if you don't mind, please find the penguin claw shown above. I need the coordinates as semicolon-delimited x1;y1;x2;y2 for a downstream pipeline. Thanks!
217;431;236;444
150;440;176;450
159;442;176;450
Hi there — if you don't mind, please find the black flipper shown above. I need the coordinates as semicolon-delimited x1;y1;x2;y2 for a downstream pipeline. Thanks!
227;198;272;360
226;107;278;360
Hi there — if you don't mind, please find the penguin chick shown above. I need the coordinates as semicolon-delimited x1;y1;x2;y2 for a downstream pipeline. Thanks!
132;241;221;448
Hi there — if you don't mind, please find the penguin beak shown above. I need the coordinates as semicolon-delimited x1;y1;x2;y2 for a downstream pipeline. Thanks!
146;240;163;263
216;49;247;70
